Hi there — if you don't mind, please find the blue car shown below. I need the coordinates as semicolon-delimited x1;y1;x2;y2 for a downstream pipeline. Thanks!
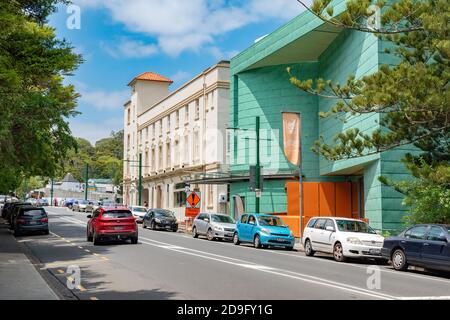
233;213;295;250
382;224;450;272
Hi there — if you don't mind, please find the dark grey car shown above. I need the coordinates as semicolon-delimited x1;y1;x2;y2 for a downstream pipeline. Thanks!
192;213;236;241
11;206;49;236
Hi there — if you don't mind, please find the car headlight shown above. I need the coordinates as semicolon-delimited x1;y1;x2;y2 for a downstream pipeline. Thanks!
260;228;271;235
289;230;294;237
154;218;161;223
213;225;224;231
346;237;362;245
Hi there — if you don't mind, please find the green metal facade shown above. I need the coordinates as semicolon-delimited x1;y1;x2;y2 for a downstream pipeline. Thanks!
229;1;412;232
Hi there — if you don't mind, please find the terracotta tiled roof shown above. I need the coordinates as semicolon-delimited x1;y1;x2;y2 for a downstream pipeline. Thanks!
128;72;173;86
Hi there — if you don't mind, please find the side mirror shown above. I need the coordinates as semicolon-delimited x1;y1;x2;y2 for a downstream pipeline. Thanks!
326;226;335;232
204;218;210;223
87;215;92;219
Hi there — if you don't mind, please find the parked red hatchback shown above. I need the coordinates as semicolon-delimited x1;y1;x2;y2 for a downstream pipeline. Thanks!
86;206;138;245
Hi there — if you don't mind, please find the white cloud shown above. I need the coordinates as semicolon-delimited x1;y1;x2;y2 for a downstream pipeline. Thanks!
101;39;158;59
208;47;240;61
72;0;308;56
77;86;129;110
70;118;123;144
170;71;191;83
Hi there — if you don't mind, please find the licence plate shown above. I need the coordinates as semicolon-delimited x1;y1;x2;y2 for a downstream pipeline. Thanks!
29;221;38;225
276;238;285;242
369;249;381;254
114;226;124;230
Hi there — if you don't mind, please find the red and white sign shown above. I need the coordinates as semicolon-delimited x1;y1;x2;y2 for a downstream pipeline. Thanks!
185;191;201;217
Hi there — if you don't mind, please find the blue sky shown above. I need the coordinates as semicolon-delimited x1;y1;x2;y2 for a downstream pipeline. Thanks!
49;0;309;144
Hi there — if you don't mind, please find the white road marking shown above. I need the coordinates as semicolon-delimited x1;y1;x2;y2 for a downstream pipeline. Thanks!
399;296;450;300
141;230;450;285
138;239;395;300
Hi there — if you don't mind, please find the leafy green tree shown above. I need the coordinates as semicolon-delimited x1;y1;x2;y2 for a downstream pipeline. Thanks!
0;0;82;193
289;0;450;224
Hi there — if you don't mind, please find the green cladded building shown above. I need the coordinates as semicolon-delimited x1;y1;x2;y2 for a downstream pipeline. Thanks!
227;0;413;232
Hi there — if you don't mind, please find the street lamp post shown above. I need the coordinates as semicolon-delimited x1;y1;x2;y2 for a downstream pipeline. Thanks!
138;153;142;206
84;163;89;201
255;116;261;213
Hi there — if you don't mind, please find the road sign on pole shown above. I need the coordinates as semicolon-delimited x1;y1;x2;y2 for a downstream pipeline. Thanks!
185;191;201;217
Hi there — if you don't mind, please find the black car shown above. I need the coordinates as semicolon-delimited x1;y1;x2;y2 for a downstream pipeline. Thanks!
382;224;450;272
3;202;31;224
142;209;178;232
11;206;49;236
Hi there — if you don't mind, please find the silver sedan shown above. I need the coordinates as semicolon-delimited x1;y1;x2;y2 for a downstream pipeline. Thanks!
192;213;236;241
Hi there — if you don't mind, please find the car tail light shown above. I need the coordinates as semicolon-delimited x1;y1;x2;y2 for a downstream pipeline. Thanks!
41;217;48;223
16;219;26;224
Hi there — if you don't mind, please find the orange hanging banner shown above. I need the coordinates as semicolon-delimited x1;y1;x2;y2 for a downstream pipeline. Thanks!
282;112;301;166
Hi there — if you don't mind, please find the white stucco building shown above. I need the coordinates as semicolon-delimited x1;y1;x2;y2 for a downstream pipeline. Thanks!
123;61;230;220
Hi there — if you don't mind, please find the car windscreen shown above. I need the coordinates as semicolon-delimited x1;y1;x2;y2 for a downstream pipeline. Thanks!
257;216;286;227
79;200;89;204
132;207;147;212
211;214;235;223
102;210;132;218
21;209;46;217
154;210;175;218
336;220;376;234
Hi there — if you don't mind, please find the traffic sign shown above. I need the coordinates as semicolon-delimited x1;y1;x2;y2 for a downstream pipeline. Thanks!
186;191;201;208
185;191;201;217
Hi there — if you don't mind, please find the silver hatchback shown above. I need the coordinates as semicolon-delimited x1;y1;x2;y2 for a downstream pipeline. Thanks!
192;213;236;241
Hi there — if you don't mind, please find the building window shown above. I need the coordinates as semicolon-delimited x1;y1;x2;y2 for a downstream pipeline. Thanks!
184;105;189;124
159;120;162;136
175;110;180;128
211;90;215;110
174;190;186;207
151;148;155;172
145;127;148;141
145;151;149;174
183;134;189;165
195;99;200;120
158;146;163;171
127;134;130;150
193;131;200;163
127;108;131;124
152;124;155;139
166;142;171;168
174;140;180;167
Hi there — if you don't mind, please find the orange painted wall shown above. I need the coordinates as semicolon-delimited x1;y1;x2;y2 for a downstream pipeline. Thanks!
285;181;361;237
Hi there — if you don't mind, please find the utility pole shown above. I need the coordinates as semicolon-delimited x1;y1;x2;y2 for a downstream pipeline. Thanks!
84;163;89;201
50;178;54;206
138;153;142;206
255;116;261;213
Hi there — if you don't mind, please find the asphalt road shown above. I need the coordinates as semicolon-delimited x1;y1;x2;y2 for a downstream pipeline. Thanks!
15;207;450;300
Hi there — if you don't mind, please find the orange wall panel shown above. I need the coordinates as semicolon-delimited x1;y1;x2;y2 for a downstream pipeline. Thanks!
335;182;352;218
319;182;335;216
303;182;320;217
286;182;299;216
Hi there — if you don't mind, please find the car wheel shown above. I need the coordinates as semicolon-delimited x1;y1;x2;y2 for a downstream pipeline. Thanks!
172;228;177;232
131;236;138;244
392;249;408;271
233;232;240;245
43;230;49;235
151;221;156;230
93;232;100;246
192;226;198;238
254;234;262;249
333;242;346;262
207;228;214;241
87;228;93;242
304;239;315;256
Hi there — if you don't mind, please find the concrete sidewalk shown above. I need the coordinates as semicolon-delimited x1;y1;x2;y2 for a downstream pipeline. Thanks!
0;219;59;300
